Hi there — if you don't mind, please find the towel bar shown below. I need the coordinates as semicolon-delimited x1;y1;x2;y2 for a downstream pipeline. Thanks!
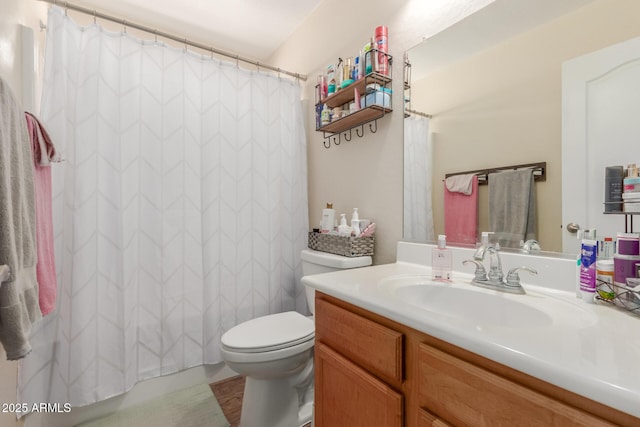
445;161;546;186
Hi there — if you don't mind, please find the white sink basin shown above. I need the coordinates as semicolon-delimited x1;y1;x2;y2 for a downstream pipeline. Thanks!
378;275;597;330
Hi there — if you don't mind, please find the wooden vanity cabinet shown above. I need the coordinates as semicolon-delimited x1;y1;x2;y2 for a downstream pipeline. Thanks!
314;292;640;427
314;296;404;426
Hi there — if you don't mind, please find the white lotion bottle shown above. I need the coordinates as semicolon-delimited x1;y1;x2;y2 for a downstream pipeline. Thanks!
351;208;360;237
432;235;452;282
321;203;336;234
338;214;351;237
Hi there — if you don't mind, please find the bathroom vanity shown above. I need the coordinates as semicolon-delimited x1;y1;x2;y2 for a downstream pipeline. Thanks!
303;243;640;426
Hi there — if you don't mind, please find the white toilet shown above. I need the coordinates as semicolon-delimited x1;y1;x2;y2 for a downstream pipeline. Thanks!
220;248;372;427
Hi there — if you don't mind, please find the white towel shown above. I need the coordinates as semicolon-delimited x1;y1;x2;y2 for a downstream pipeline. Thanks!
488;169;537;248
445;173;476;195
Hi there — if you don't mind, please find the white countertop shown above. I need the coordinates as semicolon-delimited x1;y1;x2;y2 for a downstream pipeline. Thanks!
302;247;640;418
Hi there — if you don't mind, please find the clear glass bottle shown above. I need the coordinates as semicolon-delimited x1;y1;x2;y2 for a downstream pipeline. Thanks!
432;235;452;282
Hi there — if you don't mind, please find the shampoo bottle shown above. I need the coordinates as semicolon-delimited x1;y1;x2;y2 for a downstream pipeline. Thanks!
432;235;452;282
321;203;336;234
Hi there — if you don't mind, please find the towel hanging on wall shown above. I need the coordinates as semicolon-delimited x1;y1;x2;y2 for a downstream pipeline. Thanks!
444;174;479;245
25;112;60;316
488;169;537;248
0;76;41;360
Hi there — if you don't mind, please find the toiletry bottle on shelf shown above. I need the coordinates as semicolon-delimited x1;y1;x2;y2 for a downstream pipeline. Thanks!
364;41;373;75
375;25;388;75
321;104;330;126
351;208;360;237
327;64;335;95
338;214;351;237
321;203;336;234
432;235;452;282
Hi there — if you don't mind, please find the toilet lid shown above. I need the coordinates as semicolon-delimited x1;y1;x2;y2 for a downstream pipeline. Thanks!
221;311;314;353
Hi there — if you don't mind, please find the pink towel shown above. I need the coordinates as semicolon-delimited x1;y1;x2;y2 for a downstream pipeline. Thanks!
444;175;478;245
25;112;59;316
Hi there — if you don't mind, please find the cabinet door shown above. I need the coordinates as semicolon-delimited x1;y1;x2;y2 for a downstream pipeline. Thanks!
418;408;454;427
418;343;616;426
315;297;403;386
315;342;403;427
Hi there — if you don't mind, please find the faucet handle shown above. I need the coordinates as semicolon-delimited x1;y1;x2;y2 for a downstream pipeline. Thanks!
506;266;537;287
463;259;488;281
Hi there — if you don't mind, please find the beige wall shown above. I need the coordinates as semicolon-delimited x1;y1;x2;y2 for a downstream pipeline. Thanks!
268;0;492;264
411;0;640;253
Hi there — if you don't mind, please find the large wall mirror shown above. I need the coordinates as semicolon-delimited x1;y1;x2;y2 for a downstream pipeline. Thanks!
403;0;640;254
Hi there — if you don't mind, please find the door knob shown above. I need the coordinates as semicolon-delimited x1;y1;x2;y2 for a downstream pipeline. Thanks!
566;222;581;233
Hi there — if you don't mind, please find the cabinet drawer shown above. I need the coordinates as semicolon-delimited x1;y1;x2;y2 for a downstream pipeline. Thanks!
418;408;454;427
315;342;403;427
418;343;616;426
315;297;403;385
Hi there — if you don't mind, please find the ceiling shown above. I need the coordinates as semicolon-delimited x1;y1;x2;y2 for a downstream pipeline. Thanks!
66;0;593;70
71;0;324;61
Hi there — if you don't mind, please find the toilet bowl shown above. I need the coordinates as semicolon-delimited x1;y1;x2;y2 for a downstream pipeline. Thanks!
220;249;372;427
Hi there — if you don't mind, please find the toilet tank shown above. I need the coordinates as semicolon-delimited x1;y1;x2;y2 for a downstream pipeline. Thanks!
301;249;372;314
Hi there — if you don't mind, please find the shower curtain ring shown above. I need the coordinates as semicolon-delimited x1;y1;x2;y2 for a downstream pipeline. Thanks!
123;20;127;33
93;10;96;24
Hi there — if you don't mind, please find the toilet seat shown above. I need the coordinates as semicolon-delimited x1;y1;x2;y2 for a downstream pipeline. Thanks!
221;312;314;363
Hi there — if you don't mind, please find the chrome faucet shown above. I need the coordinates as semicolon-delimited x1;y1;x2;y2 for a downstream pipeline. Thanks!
463;236;537;294
474;242;503;282
520;239;541;254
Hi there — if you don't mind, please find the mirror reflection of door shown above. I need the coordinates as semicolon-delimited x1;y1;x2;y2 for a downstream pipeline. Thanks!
562;36;640;252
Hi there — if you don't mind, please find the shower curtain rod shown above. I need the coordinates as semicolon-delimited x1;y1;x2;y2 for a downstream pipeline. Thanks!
38;0;308;82
405;108;432;119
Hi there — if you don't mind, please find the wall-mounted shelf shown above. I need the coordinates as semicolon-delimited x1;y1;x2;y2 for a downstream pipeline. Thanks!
317;105;390;134
321;72;391;109
315;52;393;148
603;208;639;233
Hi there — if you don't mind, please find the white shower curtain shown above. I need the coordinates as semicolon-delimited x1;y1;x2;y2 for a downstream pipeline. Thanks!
19;6;308;408
403;116;434;241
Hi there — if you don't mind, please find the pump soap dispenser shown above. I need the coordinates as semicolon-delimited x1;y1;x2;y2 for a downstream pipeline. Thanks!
432;235;452;282
351;208;361;237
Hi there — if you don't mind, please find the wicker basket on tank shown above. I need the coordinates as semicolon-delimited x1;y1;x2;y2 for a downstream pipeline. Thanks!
308;232;374;257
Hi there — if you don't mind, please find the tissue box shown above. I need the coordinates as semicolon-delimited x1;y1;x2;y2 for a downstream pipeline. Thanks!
361;89;391;109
